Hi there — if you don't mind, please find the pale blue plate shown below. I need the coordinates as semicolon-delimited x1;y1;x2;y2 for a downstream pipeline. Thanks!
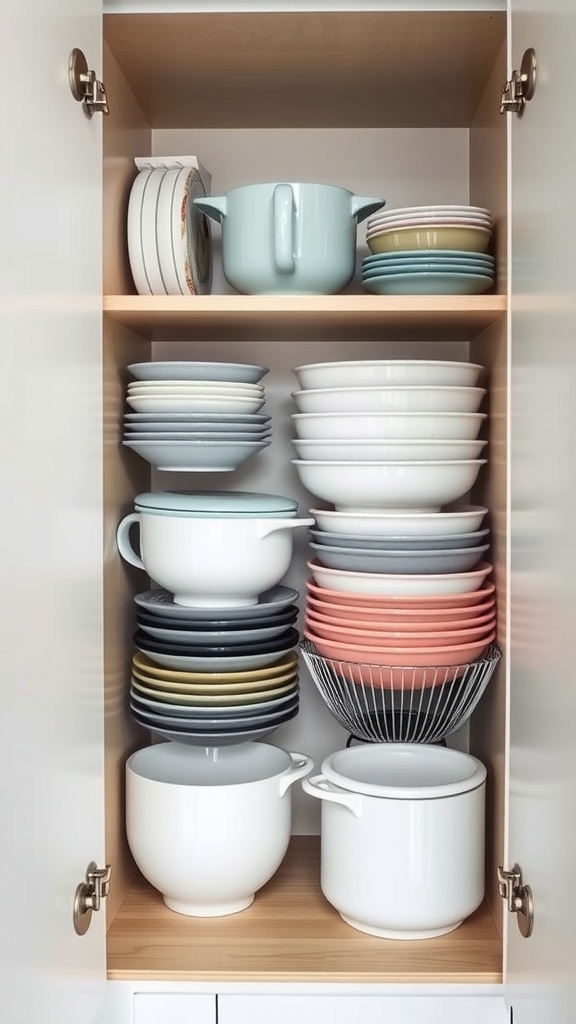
362;263;495;279
363;248;494;266
363;272;494;295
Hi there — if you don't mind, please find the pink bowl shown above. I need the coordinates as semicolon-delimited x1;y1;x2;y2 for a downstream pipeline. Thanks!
305;606;496;636
306;577;496;609
305;600;496;631
304;613;495;648
303;628;496;689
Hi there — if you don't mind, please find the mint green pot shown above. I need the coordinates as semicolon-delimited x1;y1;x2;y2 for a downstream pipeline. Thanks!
194;182;385;295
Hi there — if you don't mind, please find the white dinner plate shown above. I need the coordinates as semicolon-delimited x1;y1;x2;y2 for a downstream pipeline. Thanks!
172;166;212;294
140;166;168;295
156;166;186;294
127;168;153;295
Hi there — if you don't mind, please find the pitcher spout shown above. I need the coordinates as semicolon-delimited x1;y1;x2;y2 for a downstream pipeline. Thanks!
351;196;386;223
193;196;227;223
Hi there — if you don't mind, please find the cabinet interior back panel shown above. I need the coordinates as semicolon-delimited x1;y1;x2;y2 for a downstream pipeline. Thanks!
152;127;470;295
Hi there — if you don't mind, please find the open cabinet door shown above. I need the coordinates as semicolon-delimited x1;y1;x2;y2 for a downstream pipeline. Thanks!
507;1;576;1022
0;2;106;1024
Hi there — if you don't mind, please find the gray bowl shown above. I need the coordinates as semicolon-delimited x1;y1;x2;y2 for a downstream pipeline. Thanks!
309;542;490;575
309;528;489;551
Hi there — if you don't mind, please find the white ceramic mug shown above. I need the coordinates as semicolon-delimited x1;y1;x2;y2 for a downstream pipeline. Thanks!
116;512;314;606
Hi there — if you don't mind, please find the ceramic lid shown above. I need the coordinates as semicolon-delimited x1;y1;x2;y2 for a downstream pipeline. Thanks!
321;742;486;800
133;491;299;514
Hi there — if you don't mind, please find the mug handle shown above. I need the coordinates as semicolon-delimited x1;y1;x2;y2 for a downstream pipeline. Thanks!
116;513;145;570
273;183;295;275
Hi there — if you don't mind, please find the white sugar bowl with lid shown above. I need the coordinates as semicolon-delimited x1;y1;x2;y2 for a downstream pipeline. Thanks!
302;743;486;939
116;491;314;607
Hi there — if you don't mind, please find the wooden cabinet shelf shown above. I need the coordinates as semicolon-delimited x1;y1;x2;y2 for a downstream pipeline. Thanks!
103;294;507;343
106;837;502;985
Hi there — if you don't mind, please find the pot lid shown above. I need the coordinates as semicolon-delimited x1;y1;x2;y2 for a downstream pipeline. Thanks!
134;491;299;514
321;743;486;800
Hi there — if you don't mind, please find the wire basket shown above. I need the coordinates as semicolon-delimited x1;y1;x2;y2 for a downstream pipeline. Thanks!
300;638;501;745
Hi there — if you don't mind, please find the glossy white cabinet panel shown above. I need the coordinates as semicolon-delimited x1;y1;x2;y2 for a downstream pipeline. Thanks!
0;0;105;1022
218;994;508;1024
507;0;576;1021
133;993;216;1024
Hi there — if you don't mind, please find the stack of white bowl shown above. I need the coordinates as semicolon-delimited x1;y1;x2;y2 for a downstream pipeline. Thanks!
127;155;213;296
123;360;272;471
116;490;315;745
290;359;496;683
363;205;495;295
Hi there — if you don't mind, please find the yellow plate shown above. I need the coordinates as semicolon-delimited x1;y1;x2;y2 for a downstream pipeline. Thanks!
132;649;298;683
131;667;299;694
131;677;299;705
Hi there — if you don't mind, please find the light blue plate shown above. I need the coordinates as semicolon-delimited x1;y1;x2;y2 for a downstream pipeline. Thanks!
128;361;269;383
362;256;494;272
134;490;298;514
363;272;494;295
363;248;494;265
362;263;495;280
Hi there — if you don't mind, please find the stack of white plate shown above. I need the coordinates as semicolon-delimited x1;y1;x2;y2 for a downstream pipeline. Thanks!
123;361;272;471
127;156;213;296
363;205;495;295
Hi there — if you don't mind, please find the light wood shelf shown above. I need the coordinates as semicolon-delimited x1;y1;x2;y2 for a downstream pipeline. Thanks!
106;837;502;984
103;294;507;343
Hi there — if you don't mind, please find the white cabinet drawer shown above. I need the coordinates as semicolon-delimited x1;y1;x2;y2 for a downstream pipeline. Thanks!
133;993;216;1024
218;994;508;1024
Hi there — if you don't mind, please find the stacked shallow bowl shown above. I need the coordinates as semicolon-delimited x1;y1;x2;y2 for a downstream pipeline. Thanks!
290;359;499;742
363;205;495;295
123;360;271;471
116;490;314;746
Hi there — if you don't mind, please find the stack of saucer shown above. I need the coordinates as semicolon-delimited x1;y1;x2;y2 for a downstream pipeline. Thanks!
363;205;495;295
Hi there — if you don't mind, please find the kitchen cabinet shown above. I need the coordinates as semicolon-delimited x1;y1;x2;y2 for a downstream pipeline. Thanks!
2;2;576;1024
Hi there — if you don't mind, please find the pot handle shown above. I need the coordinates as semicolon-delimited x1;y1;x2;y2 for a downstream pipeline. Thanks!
273;183;295;275
301;774;362;817
116;513;145;570
256;518;315;538
278;752;314;797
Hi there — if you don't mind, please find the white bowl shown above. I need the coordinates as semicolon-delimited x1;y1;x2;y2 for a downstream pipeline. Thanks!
126;742;312;917
292;459;486;512
292;439;486;462
292;360;483;390
291;411;486;441
308;558;493;597
116;513;314;607
310;505;489;537
292;386;486;415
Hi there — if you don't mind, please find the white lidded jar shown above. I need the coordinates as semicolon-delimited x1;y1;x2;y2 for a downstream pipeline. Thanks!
302;742;486;939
